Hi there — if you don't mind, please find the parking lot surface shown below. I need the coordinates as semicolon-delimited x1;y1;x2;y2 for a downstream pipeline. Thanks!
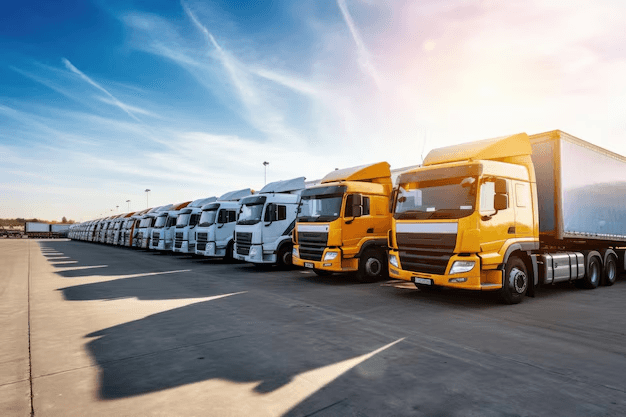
1;239;626;416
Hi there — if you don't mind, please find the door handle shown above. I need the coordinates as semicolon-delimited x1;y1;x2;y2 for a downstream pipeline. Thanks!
367;228;374;233
507;227;516;234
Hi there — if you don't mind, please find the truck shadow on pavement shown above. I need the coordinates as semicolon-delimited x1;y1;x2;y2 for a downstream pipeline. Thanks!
82;291;407;405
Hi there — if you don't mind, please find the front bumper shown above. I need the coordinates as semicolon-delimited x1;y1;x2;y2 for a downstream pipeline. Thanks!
197;242;227;257
387;250;501;291
234;244;276;264
292;247;358;272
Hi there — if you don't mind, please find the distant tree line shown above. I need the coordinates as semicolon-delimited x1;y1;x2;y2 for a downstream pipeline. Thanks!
0;218;75;227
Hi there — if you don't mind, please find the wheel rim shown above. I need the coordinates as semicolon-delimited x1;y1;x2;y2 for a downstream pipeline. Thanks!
590;260;600;284
607;259;617;281
510;267;527;294
283;251;292;265
365;257;382;276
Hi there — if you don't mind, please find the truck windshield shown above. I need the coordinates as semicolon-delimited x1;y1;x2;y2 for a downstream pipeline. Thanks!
394;177;477;220
154;216;167;228
237;203;264;225
298;195;343;222
139;218;151;228
198;209;217;227
176;214;190;228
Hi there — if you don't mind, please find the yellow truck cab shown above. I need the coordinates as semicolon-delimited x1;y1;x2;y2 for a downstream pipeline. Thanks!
388;131;626;303
292;162;393;282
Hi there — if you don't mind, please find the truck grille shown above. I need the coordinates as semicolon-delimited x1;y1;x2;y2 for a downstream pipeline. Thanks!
176;232;183;240
174;241;183;248
236;232;252;255
197;242;206;251
397;233;456;275
152;231;159;240
297;232;328;261
197;233;208;242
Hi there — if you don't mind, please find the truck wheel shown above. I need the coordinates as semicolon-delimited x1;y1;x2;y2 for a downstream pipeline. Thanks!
500;256;528;304
224;242;234;262
582;256;601;289
277;245;293;268
356;249;387;283
603;254;618;286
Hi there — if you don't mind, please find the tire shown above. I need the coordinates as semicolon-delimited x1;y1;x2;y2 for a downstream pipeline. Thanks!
356;249;387;283
277;245;293;268
603;254;618;286
582;256;601;289
223;241;234;262
313;269;331;276
500;256;529;304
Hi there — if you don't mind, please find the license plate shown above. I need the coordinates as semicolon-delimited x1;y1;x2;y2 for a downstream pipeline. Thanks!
304;262;314;269
413;277;432;285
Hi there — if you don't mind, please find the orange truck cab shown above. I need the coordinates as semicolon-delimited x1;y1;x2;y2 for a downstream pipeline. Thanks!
388;131;626;303
292;162;394;282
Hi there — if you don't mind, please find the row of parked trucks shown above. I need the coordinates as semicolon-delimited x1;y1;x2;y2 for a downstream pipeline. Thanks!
68;130;626;304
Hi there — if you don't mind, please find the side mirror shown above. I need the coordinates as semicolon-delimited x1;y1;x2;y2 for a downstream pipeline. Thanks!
265;203;278;224
494;194;508;211
495;178;508;194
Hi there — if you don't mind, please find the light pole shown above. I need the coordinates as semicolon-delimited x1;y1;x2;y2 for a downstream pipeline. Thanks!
263;161;269;185
145;189;151;209
126;200;131;211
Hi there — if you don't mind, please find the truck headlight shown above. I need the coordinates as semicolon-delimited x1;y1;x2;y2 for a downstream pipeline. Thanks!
449;261;475;274
292;247;299;258
323;251;338;261
389;254;399;268
249;246;259;258
207;242;215;253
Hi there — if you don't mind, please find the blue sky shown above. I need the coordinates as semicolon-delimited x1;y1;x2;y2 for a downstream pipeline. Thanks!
1;0;625;221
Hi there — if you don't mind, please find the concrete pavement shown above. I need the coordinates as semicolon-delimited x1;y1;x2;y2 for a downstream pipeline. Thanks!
1;238;626;416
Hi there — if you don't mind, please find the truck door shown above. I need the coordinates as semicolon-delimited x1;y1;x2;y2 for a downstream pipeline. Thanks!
478;178;516;255
342;194;371;258
262;203;288;250
512;181;534;238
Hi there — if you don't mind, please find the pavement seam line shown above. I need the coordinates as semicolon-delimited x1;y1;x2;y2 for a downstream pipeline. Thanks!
0;378;31;388
28;240;34;417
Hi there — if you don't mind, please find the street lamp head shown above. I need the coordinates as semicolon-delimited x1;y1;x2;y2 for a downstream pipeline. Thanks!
126;200;130;203
263;161;269;166
145;189;151;193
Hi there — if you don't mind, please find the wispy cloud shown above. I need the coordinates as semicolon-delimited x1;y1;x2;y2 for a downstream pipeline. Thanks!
62;58;143;122
336;0;382;89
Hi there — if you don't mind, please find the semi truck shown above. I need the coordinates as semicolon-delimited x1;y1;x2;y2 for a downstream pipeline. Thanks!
388;130;626;303
292;162;396;282
171;197;217;254
234;178;308;266
25;222;50;238
195;189;254;259
121;209;150;247
150;202;192;251
135;205;173;249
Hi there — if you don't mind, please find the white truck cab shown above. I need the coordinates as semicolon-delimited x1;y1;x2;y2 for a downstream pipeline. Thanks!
150;202;191;251
172;197;217;254
135;205;173;249
234;178;307;266
195;189;253;259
